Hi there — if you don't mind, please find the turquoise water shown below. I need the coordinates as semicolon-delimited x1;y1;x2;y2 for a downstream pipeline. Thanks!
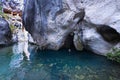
0;43;120;80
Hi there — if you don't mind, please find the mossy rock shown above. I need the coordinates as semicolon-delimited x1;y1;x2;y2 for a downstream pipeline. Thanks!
0;6;3;16
10;24;16;32
0;6;9;19
107;48;120;63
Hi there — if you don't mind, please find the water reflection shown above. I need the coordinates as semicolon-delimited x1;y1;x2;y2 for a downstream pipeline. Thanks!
10;41;30;68
23;42;30;60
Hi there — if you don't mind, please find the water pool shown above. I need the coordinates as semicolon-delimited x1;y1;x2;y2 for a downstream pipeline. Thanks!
0;42;120;80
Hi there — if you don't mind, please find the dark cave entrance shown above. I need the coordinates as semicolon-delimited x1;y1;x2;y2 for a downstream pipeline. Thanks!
97;25;120;44
62;33;76;50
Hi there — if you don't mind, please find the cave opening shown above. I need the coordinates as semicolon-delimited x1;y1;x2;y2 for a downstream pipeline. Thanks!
61;33;76;50
96;25;120;44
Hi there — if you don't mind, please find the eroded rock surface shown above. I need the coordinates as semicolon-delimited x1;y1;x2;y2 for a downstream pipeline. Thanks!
23;0;120;55
23;0;84;50
1;0;23;16
0;17;12;46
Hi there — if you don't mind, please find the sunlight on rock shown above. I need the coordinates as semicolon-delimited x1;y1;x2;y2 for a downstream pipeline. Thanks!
37;64;43;68
49;64;54;67
75;74;85;80
75;66;81;70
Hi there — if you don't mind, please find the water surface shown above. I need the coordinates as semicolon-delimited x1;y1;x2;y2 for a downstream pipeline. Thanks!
0;42;120;80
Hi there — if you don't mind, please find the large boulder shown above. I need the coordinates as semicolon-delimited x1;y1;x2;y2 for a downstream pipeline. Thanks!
23;0;84;50
23;0;120;55
0;17;12;46
77;0;120;55
77;21;120;55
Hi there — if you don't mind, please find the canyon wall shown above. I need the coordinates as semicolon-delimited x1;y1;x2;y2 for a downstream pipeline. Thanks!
23;0;120;55
0;18;12;46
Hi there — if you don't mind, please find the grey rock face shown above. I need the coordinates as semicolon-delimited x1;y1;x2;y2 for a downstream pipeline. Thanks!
78;21;119;55
23;0;120;55
23;0;84;50
0;17;12;46
2;0;24;11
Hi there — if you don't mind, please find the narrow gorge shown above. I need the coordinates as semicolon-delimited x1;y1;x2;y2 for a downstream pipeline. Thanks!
0;0;120;80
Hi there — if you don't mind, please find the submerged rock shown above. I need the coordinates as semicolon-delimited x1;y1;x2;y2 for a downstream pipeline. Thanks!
0;17;12;46
23;0;120;55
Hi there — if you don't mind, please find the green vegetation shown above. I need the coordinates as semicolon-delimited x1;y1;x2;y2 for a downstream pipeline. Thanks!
10;24;16;32
0;6;9;19
0;6;16;32
0;6;3;16
107;48;120;63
